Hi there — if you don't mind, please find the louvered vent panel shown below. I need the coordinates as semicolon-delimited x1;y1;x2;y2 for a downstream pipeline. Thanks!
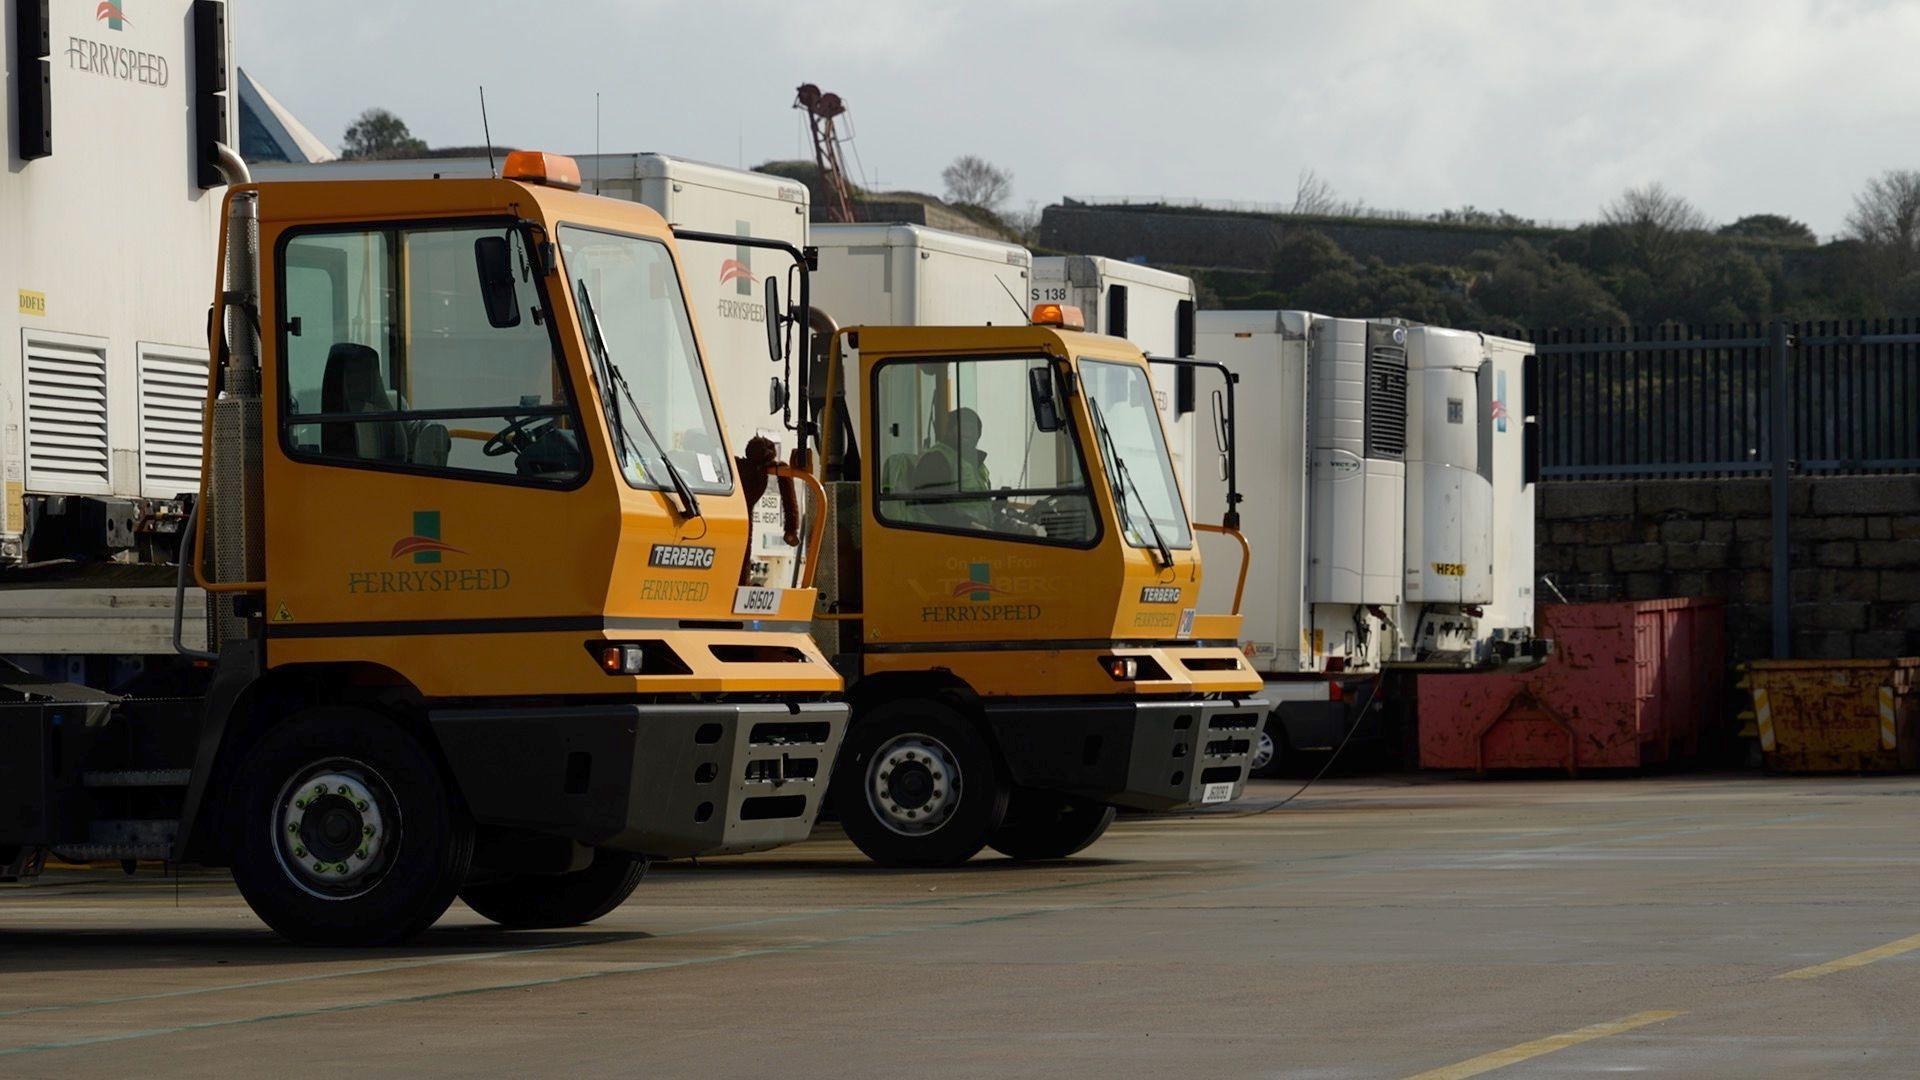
23;337;112;493
1364;339;1407;459
138;349;209;498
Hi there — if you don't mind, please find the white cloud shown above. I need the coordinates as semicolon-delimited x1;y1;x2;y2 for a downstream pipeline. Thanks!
238;0;1920;234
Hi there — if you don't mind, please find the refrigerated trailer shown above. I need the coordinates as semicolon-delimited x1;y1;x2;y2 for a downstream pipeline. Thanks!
1193;311;1544;772
1;0;234;573
1030;256;1200;498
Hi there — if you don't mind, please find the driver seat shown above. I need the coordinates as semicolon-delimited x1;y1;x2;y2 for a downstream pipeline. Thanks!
320;344;408;463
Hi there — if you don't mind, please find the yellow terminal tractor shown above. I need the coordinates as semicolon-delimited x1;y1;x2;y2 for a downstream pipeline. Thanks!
0;151;846;944
803;303;1267;866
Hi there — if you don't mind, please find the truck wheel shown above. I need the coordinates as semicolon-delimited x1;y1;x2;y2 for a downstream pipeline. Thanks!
459;851;648;929
1250;719;1286;778
986;790;1116;860
229;706;473;946
831;698;1007;867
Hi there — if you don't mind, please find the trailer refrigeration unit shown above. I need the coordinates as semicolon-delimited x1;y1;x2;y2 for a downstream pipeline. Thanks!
1029;256;1200;498
1395;326;1543;669
256;153;816;586
1193;311;1403;772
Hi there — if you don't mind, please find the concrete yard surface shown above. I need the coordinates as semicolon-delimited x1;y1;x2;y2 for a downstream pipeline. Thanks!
3;774;1918;1077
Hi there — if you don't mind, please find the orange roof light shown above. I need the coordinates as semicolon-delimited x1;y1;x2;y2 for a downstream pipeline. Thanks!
503;151;582;191
1031;303;1085;330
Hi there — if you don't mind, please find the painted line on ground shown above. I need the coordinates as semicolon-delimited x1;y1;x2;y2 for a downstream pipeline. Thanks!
1777;930;1920;981
1403;1010;1684;1080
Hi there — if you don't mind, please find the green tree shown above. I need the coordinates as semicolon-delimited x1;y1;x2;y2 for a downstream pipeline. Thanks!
1718;214;1816;245
341;108;427;161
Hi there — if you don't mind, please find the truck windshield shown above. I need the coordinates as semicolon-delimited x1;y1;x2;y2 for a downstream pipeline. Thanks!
558;226;732;495
1079;359;1193;552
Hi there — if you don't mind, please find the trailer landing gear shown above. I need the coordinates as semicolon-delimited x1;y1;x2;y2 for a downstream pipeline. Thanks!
229;707;473;946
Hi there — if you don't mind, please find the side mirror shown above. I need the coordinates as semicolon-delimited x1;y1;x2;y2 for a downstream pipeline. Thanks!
769;376;789;415
473;236;522;329
1211;388;1229;480
764;275;783;363
1028;365;1063;433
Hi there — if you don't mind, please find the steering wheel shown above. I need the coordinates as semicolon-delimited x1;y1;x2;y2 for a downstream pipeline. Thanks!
482;413;554;458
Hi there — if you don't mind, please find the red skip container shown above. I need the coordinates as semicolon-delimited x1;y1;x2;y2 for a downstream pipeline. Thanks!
1418;599;1727;773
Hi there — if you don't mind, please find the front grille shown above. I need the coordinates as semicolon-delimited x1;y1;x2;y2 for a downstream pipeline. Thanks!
1365;326;1408;459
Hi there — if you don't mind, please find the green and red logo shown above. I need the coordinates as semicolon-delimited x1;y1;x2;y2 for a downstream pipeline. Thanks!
96;1;130;30
950;562;1008;601
390;511;464;564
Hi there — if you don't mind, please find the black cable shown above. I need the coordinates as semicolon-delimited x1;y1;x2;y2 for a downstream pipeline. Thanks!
1248;673;1389;815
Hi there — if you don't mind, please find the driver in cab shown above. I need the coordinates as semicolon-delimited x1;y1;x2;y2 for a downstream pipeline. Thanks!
910;406;992;529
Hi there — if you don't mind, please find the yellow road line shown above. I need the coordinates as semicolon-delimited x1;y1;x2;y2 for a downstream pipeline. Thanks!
1405;1010;1683;1080
1777;930;1920;981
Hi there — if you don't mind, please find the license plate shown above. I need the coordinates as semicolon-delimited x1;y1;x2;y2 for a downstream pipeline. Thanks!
732;586;783;616
1201;781;1235;804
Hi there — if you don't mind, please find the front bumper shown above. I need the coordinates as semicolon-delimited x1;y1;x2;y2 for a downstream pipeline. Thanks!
432;701;848;858
983;695;1268;811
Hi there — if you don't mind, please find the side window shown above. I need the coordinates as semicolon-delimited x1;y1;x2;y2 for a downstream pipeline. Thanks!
280;224;583;483
872;356;1095;545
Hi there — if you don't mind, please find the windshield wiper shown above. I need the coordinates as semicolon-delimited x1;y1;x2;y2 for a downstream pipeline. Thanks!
576;280;702;519
1087;397;1172;569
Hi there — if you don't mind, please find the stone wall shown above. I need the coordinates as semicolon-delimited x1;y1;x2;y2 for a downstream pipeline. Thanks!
1536;475;1920;665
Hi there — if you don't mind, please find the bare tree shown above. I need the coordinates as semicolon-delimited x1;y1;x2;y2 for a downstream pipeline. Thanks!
1600;183;1710;275
1601;182;1711;234
1846;170;1920;252
1291;168;1339;216
942;155;1013;210
341;108;427;160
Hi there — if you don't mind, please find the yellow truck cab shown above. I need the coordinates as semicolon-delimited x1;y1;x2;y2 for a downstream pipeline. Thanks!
0;152;847;944
810;308;1267;865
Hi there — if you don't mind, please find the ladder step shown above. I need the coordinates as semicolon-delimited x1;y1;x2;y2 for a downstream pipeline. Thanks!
81;769;191;788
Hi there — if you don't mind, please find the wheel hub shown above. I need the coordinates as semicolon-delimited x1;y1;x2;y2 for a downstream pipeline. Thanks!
867;734;960;836
274;762;395;899
1251;730;1275;772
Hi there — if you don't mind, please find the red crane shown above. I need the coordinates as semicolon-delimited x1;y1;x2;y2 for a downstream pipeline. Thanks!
794;83;857;224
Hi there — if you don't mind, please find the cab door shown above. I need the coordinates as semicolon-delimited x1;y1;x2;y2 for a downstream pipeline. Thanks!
858;350;1117;646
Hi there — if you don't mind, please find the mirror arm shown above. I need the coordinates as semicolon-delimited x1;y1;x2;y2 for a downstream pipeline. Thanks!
671;228;817;452
1147;355;1240;530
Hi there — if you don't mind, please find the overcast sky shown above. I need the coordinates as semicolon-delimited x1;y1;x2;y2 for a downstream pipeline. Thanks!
238;0;1920;237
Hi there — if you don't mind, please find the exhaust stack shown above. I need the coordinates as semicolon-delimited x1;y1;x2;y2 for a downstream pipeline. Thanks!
207;188;264;647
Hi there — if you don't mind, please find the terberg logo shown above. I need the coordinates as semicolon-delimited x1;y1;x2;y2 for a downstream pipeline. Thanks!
390;511;464;564
96;1;130;30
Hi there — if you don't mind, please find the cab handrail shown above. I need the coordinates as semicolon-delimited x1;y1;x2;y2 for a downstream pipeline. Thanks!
1193;521;1249;616
770;464;827;589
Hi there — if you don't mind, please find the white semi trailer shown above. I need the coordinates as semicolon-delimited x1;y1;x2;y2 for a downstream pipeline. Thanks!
1029;256;1199;497
1194;311;1544;773
0;0;234;664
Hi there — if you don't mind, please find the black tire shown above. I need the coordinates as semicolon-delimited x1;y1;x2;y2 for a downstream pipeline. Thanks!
831;698;1007;868
228;706;473;946
987;789;1117;860
460;850;648;929
1249;718;1287;779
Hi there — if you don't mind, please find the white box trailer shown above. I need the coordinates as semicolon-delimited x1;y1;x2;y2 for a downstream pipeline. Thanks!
807;222;1033;432
0;0;232;658
1029;256;1199;499
256;153;815;585
1193;311;1401;681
